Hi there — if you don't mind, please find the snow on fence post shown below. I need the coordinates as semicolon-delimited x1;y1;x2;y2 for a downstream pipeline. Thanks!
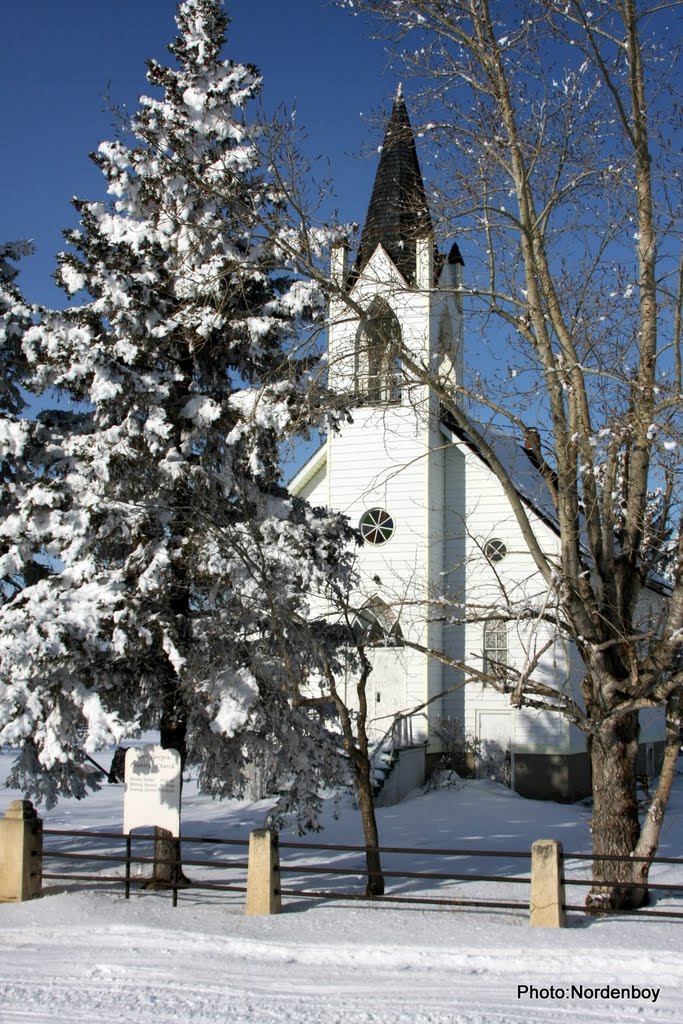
0;800;43;903
246;828;281;916
530;838;565;928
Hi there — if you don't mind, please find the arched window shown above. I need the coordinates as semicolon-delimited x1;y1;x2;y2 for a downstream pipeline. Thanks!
352;598;404;647
483;619;507;678
355;298;402;404
438;311;454;357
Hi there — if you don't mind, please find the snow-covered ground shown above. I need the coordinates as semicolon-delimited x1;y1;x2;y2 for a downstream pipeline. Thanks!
1;749;681;1024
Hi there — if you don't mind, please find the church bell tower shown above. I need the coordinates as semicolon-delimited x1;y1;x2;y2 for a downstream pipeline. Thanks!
328;85;463;403
321;87;465;744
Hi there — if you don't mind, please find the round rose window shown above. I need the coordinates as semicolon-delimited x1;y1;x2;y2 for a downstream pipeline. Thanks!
484;538;507;563
359;508;395;545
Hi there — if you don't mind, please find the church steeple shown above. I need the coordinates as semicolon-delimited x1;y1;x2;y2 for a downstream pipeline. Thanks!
355;86;432;285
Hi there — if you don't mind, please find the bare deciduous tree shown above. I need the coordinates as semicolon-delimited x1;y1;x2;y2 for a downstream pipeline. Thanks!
321;0;683;910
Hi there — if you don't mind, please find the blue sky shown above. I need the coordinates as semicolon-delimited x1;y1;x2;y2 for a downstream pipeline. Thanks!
1;0;395;307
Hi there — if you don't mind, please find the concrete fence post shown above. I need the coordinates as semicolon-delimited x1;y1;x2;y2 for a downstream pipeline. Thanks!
0;800;43;903
246;828;281;916
530;838;565;927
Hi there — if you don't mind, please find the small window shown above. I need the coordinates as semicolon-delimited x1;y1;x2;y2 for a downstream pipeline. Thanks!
483;619;507;678
359;508;395;545
484;538;507;563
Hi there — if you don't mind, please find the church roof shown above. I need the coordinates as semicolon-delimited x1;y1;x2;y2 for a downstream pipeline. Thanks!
440;418;670;594
354;88;432;285
290;420;560;537
439;419;560;534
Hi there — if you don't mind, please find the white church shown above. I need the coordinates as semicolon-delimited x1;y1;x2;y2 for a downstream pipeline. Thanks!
291;91;662;803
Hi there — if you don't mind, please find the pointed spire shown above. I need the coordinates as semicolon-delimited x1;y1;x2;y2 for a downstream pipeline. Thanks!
355;91;432;284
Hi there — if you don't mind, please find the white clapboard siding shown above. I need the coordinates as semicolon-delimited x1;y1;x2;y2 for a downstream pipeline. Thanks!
291;234;666;766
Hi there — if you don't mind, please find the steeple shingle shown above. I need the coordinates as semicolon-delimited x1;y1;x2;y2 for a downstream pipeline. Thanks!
355;88;432;284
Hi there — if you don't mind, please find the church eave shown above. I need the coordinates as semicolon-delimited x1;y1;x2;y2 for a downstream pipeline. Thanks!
288;442;328;495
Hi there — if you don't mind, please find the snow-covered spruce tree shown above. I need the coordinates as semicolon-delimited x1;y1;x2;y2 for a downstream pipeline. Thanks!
1;241;32;600
0;0;355;829
0;242;33;430
0;241;51;602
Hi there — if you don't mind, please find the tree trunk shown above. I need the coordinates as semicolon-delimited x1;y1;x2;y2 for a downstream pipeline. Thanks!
354;755;385;897
144;826;189;890
631;694;682;889
147;686;190;888
587;711;645;911
329;661;385;896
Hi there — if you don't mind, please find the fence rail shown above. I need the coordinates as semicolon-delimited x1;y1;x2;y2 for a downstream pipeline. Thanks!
274;840;532;914
558;848;683;919
0;807;679;924
36;823;683;921
41;828;249;908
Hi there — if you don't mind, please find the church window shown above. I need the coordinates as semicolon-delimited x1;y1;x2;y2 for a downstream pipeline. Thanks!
483;619;508;678
352;598;404;647
484;538;507;563
438;312;453;356
359;507;395;545
355;298;402;403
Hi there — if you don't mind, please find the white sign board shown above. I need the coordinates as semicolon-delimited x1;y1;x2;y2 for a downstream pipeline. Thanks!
123;745;181;836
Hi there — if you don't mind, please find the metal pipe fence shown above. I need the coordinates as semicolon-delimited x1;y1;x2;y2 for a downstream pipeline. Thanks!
42;828;249;908
559;849;683;919
276;838;532;912
39;827;683;919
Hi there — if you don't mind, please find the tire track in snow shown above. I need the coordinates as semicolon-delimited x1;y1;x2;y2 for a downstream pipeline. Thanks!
0;943;679;1024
